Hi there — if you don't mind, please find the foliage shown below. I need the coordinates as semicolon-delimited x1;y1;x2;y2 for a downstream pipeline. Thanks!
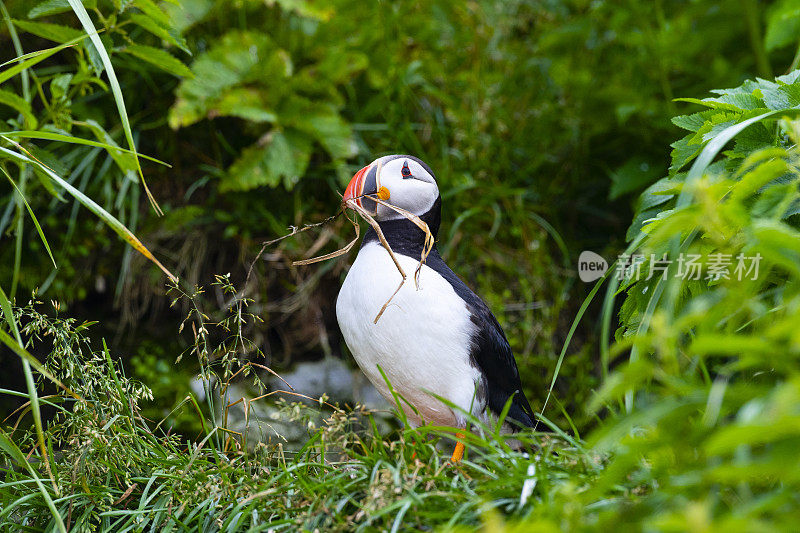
2;0;785;428
589;71;800;528
4;0;800;531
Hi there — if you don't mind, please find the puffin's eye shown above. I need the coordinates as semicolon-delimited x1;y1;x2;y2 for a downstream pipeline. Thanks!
401;160;413;179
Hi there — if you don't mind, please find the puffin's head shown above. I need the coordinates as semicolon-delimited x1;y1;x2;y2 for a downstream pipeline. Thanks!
343;155;439;221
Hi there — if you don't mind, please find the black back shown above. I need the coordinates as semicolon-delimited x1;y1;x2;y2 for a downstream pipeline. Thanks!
361;196;535;428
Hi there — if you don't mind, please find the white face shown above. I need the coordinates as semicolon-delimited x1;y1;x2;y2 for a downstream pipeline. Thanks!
372;155;439;221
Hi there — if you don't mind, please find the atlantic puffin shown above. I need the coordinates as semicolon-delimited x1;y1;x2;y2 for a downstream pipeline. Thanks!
336;155;535;461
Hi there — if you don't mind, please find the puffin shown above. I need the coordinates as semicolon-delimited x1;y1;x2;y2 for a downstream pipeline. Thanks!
336;154;535;461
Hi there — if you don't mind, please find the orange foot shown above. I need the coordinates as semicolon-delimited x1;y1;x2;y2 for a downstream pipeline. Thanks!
450;432;466;462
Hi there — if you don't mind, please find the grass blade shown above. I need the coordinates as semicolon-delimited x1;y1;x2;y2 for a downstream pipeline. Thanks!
0;35;86;84
0;144;177;282
1;167;56;268
0;427;66;532
67;0;163;215
0;286;65;531
0;130;171;166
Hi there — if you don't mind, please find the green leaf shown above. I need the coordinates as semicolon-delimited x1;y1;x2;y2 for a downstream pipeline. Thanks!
221;129;312;191
704;93;765;111
121;43;193;78
0;88;38;128
637;176;681;211
689;334;773;356
730;158;787;202
11;19;83;43
283;98;355;159
269;0;333;20
27;0;96;19
161;0;212;34
132;0;171;27
50;72;72;101
210;87;276;123
671;113;705;132
0;426;65;533
128;13;189;54
169;31;287;128
760;82;800;110
669;136;701;174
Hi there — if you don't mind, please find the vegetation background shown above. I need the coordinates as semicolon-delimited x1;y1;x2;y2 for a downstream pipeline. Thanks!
2;0;800;530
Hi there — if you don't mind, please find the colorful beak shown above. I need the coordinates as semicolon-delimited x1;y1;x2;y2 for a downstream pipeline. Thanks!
343;164;378;215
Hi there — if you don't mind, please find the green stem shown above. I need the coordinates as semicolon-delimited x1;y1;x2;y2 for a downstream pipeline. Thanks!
741;0;773;78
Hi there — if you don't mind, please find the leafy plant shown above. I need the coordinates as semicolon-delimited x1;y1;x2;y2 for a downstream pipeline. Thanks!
585;70;800;528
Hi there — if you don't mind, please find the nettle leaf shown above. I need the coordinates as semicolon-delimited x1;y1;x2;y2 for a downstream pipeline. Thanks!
128;13;190;54
777;70;800;84
730;123;775;159
760;82;800;110
708;78;763;97
283;97;355;159
700;118;738;144
703;92;764;111
211;88;276;123
50;73;73;101
121;44;193;78
671;113;705;133
12;19;84;44
132;0;171;27
0;89;38;129
83;33;115;76
669;136;701;174
169;31;289;128
221;129;312;192
27;0;96;19
637;176;682;212
784;198;800;219
626;206;662;242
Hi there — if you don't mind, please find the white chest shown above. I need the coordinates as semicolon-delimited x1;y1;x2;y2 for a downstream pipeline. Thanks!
336;242;481;427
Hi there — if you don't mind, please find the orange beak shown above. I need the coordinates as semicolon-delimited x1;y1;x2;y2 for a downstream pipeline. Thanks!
343;164;378;215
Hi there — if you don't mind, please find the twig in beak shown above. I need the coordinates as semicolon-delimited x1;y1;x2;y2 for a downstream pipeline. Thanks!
345;199;407;279
369;197;434;289
247;213;341;282
292;209;361;266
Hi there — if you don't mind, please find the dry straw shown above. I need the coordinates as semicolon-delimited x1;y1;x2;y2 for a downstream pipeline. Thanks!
257;192;435;323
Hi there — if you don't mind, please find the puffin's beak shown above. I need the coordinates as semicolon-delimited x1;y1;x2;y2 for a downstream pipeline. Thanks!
343;164;378;215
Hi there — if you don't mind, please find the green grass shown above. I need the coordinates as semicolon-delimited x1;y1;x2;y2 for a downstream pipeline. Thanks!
0;298;602;532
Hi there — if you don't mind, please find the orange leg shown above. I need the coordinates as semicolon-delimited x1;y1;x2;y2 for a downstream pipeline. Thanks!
450;432;466;462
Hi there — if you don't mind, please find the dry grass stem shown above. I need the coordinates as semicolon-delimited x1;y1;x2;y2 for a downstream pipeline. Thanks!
259;191;434;324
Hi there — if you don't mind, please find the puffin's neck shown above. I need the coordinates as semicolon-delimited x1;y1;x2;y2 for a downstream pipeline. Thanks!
361;195;442;257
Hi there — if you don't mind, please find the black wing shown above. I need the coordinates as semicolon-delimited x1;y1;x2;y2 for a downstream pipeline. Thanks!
424;250;535;428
